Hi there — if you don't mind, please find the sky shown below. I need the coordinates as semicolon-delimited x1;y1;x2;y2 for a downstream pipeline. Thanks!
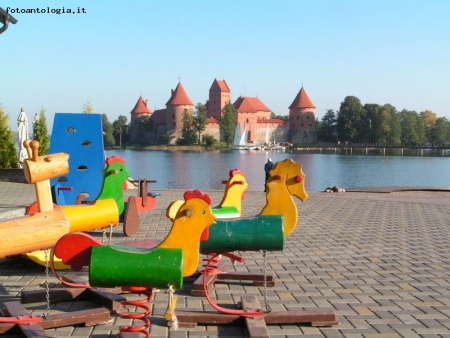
1;0;449;133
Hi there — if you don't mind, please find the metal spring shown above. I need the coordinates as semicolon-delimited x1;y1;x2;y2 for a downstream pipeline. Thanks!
202;253;221;275
119;286;154;337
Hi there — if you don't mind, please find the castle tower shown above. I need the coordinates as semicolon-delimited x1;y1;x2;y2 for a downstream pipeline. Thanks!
234;96;271;143
289;86;317;143
129;95;152;143
208;79;231;120
165;82;194;132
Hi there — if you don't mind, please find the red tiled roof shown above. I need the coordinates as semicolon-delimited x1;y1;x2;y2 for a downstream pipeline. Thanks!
207;117;218;123
130;95;152;115
211;79;230;92
166;82;194;106
257;118;285;124
289;87;316;109
151;109;166;125
233;96;271;113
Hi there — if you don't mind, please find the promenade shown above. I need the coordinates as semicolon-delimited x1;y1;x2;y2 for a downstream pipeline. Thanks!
1;181;450;337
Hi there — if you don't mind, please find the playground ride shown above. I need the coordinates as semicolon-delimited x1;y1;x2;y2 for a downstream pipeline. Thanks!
0;141;125;260
47;113;159;236
188;159;309;296
174;159;338;335
51;190;216;336
167;168;248;221
24;155;133;268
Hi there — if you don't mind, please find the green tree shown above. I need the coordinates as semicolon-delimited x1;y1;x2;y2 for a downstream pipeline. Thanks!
192;103;207;144
137;115;154;144
83;100;94;114
420;110;437;143
219;104;237;147
101;114;115;148
337;96;368;143
365;103;398;145
317;109;337;142
33;108;50;155
113;115;128;148
202;134;216;147
0;104;19;168
399;110;426;146
430;117;449;145
386;105;402;146
178;109;197;145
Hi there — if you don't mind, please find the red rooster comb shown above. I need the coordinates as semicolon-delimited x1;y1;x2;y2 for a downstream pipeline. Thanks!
105;156;126;166
229;169;245;178
184;190;212;205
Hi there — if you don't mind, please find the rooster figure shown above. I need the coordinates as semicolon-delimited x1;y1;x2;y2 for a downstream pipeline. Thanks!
54;190;216;336
54;190;216;288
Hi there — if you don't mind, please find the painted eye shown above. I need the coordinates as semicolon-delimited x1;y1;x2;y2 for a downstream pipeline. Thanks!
202;210;206;214
295;175;302;183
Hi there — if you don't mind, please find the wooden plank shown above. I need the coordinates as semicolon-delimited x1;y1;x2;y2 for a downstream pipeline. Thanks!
176;310;244;326
241;296;269;338
21;287;85;304
62;275;127;313
0;322;15;334
39;308;110;328
263;311;339;326
123;196;140;237
2;301;50;337
216;272;276;286
190;273;217;296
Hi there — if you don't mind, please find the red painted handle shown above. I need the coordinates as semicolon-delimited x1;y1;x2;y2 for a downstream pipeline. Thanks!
58;187;73;191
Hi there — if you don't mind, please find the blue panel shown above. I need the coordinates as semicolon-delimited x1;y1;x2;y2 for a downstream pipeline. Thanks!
50;113;105;205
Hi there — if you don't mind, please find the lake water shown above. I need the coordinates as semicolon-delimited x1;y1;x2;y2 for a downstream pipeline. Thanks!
105;148;450;192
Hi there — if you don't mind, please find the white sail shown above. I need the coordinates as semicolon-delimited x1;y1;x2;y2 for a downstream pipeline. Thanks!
265;123;269;144
239;124;248;146
233;123;242;146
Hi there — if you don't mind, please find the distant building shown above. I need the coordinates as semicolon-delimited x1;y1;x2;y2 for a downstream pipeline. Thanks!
129;95;152;143
128;79;317;145
289;86;317;143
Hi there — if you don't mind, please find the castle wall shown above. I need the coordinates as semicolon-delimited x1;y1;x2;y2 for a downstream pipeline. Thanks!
166;105;193;132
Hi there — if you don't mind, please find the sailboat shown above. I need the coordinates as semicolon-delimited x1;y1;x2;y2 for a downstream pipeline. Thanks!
264;123;270;150
231;123;248;150
271;129;285;151
232;123;242;149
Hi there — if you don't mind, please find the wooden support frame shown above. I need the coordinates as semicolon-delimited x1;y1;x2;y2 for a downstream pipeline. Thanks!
175;295;339;338
0;301;110;337
20;274;127;314
190;261;276;297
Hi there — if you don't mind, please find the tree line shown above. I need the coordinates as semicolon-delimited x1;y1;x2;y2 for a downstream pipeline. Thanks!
317;96;449;146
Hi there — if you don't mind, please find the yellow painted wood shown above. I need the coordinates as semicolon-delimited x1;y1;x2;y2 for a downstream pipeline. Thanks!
0;209;69;259
160;197;216;277
166;200;184;221
217;172;248;215
61;199;119;232
25;249;70;270
260;159;309;237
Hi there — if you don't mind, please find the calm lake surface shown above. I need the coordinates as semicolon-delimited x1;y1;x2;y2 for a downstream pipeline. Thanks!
105;148;450;192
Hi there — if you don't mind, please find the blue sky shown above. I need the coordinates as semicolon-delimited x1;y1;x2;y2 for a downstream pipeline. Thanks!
2;0;449;133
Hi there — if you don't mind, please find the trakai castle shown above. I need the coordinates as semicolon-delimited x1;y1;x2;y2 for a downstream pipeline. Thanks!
128;79;318;145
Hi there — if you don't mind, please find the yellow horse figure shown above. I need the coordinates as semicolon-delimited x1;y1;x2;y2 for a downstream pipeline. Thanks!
167;169;248;220
260;158;309;237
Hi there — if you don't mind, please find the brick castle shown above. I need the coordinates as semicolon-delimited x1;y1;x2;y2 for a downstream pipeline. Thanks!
129;79;317;145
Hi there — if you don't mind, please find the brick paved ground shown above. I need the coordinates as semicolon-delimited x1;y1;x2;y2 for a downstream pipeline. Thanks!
0;182;450;337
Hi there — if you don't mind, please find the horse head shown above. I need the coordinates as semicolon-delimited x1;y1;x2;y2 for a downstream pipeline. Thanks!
269;159;308;202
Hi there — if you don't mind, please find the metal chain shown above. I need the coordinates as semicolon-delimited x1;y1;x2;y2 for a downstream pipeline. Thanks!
43;250;51;319
262;250;272;313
